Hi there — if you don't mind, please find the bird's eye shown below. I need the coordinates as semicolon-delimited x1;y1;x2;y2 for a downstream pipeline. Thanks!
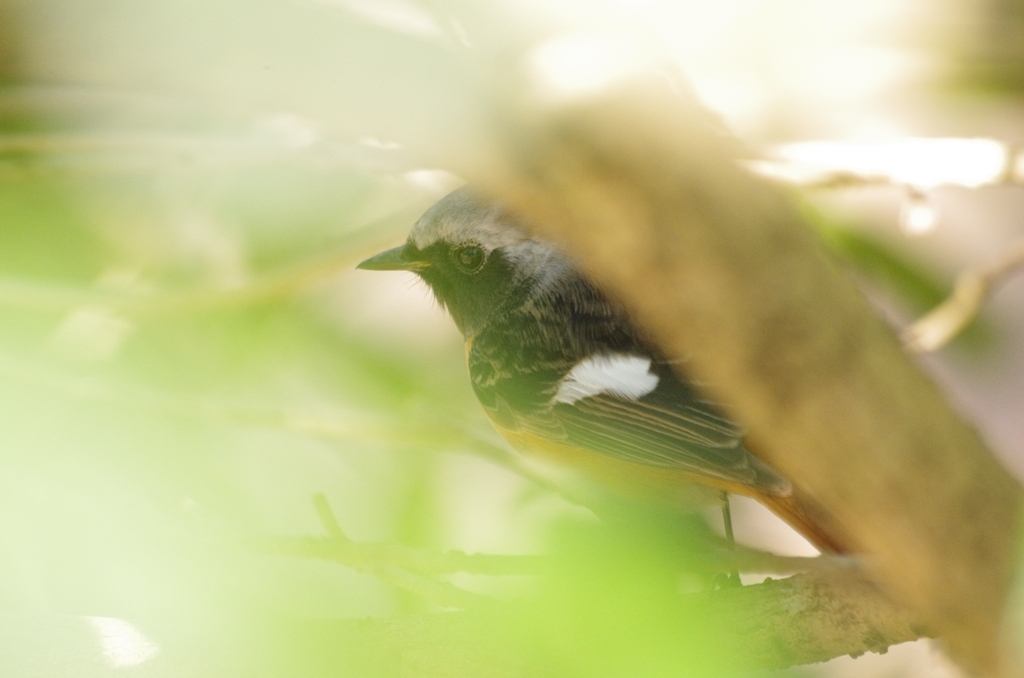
453;245;485;273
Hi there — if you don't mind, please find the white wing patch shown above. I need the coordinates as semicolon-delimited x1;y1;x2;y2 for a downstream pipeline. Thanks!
554;354;659;405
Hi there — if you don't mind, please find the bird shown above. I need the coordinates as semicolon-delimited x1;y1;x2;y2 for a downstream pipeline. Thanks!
357;187;846;554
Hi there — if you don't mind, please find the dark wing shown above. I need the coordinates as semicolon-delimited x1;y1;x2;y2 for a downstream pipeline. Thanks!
508;360;790;496
466;273;788;496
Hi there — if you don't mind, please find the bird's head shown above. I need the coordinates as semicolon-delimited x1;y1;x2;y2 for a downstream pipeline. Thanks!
357;188;570;335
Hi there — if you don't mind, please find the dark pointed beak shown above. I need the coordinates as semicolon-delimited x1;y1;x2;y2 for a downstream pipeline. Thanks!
356;245;429;272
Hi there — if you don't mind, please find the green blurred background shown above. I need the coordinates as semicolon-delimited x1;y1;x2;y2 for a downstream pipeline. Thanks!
0;0;1022;676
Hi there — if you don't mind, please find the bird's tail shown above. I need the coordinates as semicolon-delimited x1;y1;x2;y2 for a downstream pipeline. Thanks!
753;490;851;554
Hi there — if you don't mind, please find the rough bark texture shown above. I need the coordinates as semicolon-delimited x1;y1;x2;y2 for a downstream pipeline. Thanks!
467;76;1023;674
699;571;928;669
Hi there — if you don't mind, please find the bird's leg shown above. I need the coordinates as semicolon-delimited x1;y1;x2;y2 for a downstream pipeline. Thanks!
721;491;735;545
713;491;742;588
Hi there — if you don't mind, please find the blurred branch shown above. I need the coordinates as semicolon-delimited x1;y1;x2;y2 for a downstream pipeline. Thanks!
327;570;924;675
276;494;547;578
253;493;867;637
474;76;1022;675
270;494;496;609
0;346;570;499
688;569;928;669
904;239;1024;352
0;346;867;580
0;206;421;315
0;130;397;175
257;497;919;671
257;521;854;580
0;310;953;670
269;495;853;578
255;531;546;579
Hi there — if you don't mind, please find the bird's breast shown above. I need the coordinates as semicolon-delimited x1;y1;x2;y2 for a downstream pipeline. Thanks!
487;413;731;511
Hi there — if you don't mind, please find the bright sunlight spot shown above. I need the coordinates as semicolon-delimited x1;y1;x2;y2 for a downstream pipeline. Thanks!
86;617;160;668
773;138;1009;189
900;195;939;235
528;32;659;101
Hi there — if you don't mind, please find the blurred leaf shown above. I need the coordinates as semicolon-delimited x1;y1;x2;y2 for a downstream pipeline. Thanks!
799;199;996;352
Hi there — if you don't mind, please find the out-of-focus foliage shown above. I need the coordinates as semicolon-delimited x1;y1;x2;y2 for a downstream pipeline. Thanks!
800;201;996;351
0;0;1017;675
949;0;1024;94
0;82;740;675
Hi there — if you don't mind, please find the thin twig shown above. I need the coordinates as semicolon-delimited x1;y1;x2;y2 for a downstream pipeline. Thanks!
369;567;489;609
265;494;851;579
255;533;547;577
312;492;349;541
0;206;420;315
0;345;856;581
903;240;1024;352
0;131;393;174
256;531;851;578
705;540;860;575
0;341;856;581
303;494;502;608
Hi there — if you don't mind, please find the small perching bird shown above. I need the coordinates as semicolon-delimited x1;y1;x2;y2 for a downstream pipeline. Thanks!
358;187;845;553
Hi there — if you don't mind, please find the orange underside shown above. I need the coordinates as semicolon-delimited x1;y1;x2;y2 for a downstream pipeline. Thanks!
495;424;849;554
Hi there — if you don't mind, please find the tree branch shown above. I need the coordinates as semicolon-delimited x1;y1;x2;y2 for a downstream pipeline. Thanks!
470;75;1022;674
249;496;919;672
700;570;929;669
323;570;925;675
904;239;1024;352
